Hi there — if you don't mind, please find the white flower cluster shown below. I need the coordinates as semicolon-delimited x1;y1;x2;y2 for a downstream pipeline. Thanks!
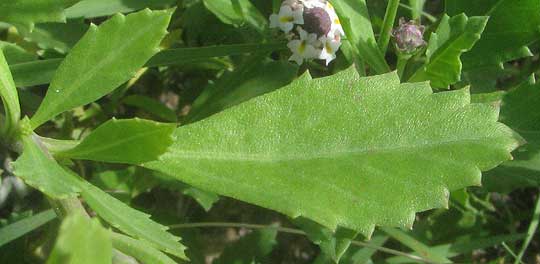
269;0;344;65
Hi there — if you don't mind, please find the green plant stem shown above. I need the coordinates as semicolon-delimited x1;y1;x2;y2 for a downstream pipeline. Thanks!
378;0;400;55
29;134;89;219
169;222;434;263
397;54;411;80
398;3;436;22
514;189;540;264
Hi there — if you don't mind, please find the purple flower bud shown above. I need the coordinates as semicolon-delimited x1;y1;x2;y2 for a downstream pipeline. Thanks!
392;18;426;53
303;7;332;37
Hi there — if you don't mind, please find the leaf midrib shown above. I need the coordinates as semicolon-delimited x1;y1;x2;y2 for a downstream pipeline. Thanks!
165;136;505;162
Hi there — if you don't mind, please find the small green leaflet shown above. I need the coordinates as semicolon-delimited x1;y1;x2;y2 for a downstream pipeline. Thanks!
0;49;20;138
30;8;173;129
0;210;57;248
447;0;540;70
57;118;176;165
203;0;267;33
146;67;519;236
80;181;187;259
409;14;488;89
47;213;112;264
12;132;81;199
0;0;76;30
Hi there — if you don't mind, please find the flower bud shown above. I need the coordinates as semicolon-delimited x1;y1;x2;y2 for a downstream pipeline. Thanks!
392;18;426;53
303;7;332;37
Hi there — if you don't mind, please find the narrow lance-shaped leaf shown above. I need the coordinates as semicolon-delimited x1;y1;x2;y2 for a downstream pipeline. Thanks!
47;213;112;264
0;0;76;30
80;181;187;259
12;122;81;199
57;118;176;165
408;14;488;89
111;233;178;264
0;49;20;137
30;8;173;129
0;210;57;248
329;0;389;74
146;67;519;237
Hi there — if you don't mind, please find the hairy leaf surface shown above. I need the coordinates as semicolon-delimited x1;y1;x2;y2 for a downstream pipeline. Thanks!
409;14;487;89
146;67;519;236
47;213;112;264
30;9;173;128
58;118;176;164
80;182;187;259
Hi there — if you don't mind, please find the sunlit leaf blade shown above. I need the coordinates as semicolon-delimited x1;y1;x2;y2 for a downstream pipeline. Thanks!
0;210;56;247
330;0;389;74
30;8;173;129
111;232;177;264
483;78;540;192
146;67;519;236
409;14;488;89
47;213;112;264
447;0;540;70
80;182;187;259
0;49;20;137
12;132;81;199
0;0;75;30
57;118;176;164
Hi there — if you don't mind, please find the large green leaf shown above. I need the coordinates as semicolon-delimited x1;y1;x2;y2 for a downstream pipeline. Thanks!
483;78;540;192
330;0;389;74
146;67;519;236
30;9;173;129
0;49;20;137
57;118;176;164
12;132;81;199
47;213;112;264
65;0;175;19
408;14;488;89
80;182;187;259
447;0;540;70
0;0;76;30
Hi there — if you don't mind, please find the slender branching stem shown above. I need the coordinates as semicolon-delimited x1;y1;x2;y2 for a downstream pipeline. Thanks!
379;0;400;55
169;222;435;263
514;189;540;264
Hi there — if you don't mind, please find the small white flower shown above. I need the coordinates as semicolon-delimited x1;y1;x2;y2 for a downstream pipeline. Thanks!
270;5;304;33
318;35;341;65
301;0;326;9
324;2;345;37
287;27;320;65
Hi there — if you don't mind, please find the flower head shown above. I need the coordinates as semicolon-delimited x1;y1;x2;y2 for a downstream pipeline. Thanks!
270;0;345;65
392;18;426;54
